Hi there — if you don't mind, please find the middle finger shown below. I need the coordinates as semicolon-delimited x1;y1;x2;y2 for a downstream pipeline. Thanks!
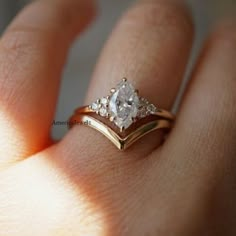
63;0;193;158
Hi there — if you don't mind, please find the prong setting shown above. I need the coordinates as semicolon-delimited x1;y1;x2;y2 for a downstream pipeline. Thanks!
120;126;125;133
110;88;116;94
109;116;115;122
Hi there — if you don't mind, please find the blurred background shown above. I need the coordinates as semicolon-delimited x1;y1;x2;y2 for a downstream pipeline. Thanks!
0;0;235;138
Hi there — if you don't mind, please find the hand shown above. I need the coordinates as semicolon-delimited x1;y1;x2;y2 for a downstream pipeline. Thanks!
0;0;235;235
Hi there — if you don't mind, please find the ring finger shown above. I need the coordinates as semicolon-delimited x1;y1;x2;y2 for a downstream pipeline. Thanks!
62;0;194;158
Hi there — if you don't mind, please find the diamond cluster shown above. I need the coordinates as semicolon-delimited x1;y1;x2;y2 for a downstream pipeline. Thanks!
91;97;109;117
90;79;157;131
138;98;157;118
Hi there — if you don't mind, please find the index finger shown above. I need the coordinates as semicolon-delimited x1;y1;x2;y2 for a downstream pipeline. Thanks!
0;0;96;169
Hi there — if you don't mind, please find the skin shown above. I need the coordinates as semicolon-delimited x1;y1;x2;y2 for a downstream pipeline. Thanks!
0;0;236;235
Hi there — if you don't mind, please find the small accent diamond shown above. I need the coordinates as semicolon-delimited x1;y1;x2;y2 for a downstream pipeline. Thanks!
91;102;99;112
101;97;108;105
138;98;149;118
99;106;108;117
147;104;157;114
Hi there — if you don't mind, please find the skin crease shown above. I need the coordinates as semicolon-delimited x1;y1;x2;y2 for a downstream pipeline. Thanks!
0;0;236;235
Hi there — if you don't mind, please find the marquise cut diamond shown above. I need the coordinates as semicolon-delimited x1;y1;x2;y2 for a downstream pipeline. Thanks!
90;79;158;132
109;80;139;130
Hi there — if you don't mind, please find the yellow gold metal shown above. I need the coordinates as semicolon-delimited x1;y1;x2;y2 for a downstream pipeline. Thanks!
69;113;172;150
109;116;115;122
74;106;175;121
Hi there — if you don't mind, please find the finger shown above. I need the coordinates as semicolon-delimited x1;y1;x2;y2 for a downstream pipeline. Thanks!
163;19;236;169
150;20;236;230
0;149;106;236
0;0;96;168
63;0;193;158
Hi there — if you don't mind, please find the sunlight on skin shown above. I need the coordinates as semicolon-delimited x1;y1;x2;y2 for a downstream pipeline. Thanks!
0;106;51;170
0;149;106;236
0;108;28;169
0;0;96;169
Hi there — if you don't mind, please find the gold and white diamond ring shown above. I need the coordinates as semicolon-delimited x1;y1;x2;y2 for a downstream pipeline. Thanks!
69;78;175;150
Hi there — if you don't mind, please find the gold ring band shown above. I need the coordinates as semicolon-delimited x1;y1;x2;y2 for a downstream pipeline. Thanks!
68;78;175;150
69;112;173;150
74;106;175;121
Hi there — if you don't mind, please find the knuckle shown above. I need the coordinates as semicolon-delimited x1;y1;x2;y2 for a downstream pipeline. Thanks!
0;28;46;72
122;0;193;35
1;27;45;54
0;28;51;102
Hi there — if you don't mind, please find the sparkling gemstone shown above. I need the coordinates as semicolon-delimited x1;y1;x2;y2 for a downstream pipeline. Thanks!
101;97;108;106
99;106;108;117
147;104;157;114
138;107;147;118
91;102;99;111
138;98;149;118
109;80;139;130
